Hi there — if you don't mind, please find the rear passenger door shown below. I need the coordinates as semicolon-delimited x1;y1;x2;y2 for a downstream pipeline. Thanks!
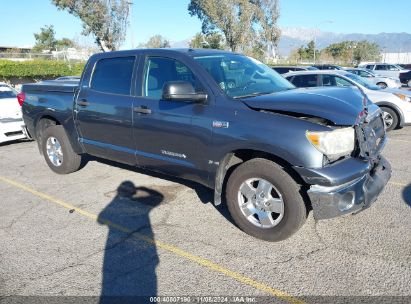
75;56;137;165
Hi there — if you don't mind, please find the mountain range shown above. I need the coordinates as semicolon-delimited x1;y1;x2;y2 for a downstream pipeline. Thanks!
170;28;411;57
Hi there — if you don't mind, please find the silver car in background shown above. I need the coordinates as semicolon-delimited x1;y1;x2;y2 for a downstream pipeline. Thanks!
345;68;401;89
358;63;409;79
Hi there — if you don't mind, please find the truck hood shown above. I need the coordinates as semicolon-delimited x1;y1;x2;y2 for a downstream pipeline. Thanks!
240;87;365;125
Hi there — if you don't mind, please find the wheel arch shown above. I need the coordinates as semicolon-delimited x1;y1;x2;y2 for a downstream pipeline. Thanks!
375;102;404;128
34;115;62;154
213;149;308;207
34;114;83;155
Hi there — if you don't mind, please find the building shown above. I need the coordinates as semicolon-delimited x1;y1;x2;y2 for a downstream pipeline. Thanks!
381;52;411;64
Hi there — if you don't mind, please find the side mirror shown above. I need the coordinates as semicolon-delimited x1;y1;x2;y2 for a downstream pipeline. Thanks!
162;81;207;103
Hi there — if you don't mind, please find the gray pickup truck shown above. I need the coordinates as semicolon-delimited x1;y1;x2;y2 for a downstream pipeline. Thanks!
21;49;391;241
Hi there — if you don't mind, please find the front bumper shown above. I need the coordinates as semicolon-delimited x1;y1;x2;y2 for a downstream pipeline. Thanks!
302;156;391;220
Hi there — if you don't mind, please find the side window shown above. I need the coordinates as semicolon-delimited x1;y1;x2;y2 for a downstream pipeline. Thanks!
91;56;135;95
366;65;374;70
322;75;337;86
389;65;399;71
143;57;202;99
335;76;352;87
375;65;387;71
322;75;352;87
290;75;318;87
359;71;369;77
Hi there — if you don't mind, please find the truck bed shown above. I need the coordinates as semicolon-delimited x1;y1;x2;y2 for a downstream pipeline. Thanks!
22;80;79;93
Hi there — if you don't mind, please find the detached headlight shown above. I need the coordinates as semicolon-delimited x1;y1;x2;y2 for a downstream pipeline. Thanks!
306;127;355;161
394;93;411;102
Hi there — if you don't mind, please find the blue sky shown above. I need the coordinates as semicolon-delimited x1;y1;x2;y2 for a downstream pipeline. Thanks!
1;0;410;48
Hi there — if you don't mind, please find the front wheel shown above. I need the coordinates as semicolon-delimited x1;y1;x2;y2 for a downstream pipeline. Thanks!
380;107;398;132
376;82;387;89
226;158;307;242
41;125;83;174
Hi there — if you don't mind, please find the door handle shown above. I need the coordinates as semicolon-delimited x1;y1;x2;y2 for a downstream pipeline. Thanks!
77;99;90;107
134;106;152;115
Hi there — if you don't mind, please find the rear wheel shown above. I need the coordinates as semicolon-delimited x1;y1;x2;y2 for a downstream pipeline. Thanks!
380;107;398;132
376;82;387;89
41;125;82;174
226;158;307;242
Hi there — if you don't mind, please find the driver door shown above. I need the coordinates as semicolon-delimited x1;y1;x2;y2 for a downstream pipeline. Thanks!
132;56;213;183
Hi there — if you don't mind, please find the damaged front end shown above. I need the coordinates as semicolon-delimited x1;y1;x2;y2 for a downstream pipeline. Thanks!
300;107;391;220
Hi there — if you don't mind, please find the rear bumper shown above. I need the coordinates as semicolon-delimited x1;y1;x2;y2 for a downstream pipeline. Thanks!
0;119;27;143
300;156;391;220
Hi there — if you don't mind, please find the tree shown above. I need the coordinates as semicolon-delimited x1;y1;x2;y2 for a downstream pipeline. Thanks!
353;40;381;63
33;25;57;52
142;35;170;48
33;25;75;52
254;0;281;60
188;0;280;60
323;40;381;64
188;0;254;52
294;40;319;61
52;0;130;52
189;32;225;49
56;38;75;49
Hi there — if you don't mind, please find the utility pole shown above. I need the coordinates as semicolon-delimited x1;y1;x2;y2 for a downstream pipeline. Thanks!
127;1;135;48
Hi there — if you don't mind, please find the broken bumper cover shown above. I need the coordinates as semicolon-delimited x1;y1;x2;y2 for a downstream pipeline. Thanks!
302;156;391;220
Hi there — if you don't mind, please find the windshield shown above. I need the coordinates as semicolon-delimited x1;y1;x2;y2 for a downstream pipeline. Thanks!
344;73;381;90
193;54;295;98
0;85;17;99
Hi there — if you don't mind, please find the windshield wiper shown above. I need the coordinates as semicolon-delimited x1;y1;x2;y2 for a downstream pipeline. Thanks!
233;91;274;99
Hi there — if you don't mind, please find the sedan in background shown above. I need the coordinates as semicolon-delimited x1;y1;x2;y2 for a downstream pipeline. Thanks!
312;64;345;70
271;66;318;74
358;63;409;79
345;68;401;89
0;83;28;144
283;70;411;131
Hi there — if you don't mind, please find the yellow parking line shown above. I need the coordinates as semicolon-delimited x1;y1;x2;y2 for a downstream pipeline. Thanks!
389;181;407;187
389;138;411;143
0;175;305;304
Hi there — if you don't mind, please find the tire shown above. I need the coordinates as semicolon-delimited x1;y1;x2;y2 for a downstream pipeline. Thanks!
376;82;387;89
41;125;82;174
380;107;398;132
226;158;307;242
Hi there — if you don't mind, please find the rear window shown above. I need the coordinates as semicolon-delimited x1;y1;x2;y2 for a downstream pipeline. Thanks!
91;56;135;95
0;85;17;99
288;74;318;87
272;67;292;74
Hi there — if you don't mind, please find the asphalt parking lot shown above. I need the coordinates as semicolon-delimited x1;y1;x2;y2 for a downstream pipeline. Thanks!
0;128;410;303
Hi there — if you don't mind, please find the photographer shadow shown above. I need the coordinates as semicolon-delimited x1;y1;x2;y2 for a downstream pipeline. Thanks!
98;181;163;303
403;184;411;207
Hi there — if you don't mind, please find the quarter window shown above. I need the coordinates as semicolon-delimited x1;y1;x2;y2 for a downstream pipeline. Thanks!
91;56;135;95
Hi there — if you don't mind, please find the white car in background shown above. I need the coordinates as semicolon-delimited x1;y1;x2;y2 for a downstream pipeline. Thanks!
358;63;409;79
283;70;411;131
0;83;28;144
345;68;401;89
